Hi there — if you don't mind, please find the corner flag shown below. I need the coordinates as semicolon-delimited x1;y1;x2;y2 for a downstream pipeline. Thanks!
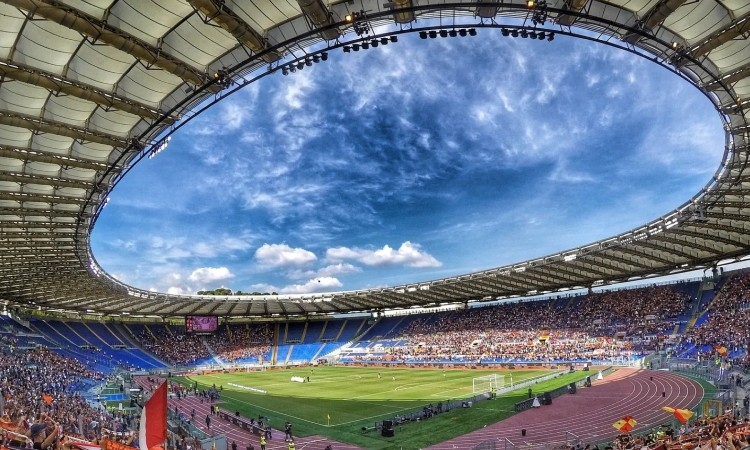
139;382;167;450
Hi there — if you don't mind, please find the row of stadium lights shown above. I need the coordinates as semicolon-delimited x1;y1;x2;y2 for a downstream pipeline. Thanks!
343;35;398;53
282;18;551;75
280;52;329;75
501;28;555;41
419;28;477;39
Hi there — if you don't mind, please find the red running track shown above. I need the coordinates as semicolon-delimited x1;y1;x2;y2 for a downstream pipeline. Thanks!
427;368;703;449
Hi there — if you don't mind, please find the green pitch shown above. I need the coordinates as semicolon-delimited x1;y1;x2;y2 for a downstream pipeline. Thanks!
177;366;581;449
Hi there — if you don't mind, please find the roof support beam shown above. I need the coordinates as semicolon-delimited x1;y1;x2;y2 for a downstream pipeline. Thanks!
690;14;750;59
521;268;570;286
557;0;588;26
0;191;87;205
0;111;129;148
585;253;649;271
186;0;281;63
0;172;91;190
704;61;750;91
541;263;597;281
5;0;210;86
651;235;723;255
297;0;341;40
609;246;674;266
473;275;528;293
0;207;82;218
0;232;74;240
0;59;176;124
623;0;688;44
633;241;697;261
0;146;112;171
0;222;76;231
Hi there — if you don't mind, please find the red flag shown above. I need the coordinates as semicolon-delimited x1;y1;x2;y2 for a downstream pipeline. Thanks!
716;345;728;357
139;381;167;450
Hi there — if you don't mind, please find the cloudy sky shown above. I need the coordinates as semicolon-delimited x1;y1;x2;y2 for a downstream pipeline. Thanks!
90;28;723;296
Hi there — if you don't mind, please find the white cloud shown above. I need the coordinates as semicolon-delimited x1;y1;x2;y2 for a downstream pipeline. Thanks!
279;71;315;110
548;160;596;184
279;276;343;294
254;243;317;267
287;263;361;280
167;286;188;295
250;276;343;294
188;267;234;283
327;241;441;268
222;102;249;130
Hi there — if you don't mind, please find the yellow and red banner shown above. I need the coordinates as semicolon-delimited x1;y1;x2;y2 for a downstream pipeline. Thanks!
661;406;694;424
613;416;637;433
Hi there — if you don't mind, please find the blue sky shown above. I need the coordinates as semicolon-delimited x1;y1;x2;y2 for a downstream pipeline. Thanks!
90;29;723;296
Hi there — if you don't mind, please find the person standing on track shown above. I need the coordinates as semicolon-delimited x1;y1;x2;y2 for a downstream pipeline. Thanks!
284;421;292;441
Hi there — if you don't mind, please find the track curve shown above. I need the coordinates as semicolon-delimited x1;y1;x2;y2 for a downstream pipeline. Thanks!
427;368;703;449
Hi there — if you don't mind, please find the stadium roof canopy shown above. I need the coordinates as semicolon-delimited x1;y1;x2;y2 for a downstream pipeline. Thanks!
0;0;749;318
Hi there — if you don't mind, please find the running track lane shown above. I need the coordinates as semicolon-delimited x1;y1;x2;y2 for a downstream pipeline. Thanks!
427;368;703;449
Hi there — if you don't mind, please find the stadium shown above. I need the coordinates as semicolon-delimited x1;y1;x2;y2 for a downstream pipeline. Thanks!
0;0;749;449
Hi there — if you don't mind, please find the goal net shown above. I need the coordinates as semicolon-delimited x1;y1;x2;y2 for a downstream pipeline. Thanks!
472;374;505;394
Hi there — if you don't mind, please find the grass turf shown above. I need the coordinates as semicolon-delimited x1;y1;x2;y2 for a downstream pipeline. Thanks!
176;366;588;449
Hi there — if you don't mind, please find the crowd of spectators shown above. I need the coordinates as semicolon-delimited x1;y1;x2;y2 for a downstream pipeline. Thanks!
608;413;750;450
574;287;687;335
0;347;134;447
674;272;750;361
345;285;689;363
136;326;211;366
205;324;272;363
135;323;272;366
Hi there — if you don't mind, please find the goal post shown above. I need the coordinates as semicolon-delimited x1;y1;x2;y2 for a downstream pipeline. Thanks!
472;374;505;394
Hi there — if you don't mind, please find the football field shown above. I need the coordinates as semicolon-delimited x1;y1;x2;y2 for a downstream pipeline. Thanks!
179;366;568;436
